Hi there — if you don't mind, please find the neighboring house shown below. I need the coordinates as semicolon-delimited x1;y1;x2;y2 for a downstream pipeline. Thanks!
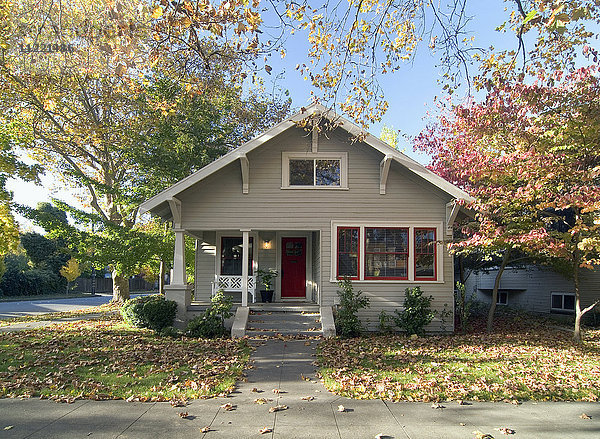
140;104;471;331
464;266;600;317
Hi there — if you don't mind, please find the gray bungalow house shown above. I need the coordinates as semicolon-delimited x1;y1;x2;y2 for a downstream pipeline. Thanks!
140;104;472;332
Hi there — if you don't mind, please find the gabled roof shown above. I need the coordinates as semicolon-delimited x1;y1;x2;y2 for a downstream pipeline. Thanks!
140;103;472;218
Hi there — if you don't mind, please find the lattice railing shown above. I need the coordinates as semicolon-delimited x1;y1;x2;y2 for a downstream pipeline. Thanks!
212;275;256;303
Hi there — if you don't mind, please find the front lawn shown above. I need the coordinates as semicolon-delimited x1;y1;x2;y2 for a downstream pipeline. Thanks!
0;314;250;402
318;318;600;402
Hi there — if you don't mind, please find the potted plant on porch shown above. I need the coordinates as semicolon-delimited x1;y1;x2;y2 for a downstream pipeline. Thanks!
257;268;278;303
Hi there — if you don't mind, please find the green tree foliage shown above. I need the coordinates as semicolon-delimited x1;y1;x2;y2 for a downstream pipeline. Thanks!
1;1;289;301
393;286;436;336
335;278;370;338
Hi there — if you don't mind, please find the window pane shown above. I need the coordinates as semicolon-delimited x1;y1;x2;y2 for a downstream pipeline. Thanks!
551;294;562;309
221;237;253;275
289;159;314;185
365;228;408;279
338;228;359;278
415;254;434;278
563;295;575;310
338;253;358;277
365;253;407;278
316;160;340;186
415;228;436;279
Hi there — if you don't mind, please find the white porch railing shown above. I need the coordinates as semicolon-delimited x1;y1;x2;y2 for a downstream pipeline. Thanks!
211;275;257;303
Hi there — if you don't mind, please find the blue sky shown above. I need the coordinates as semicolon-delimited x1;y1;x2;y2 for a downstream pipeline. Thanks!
7;2;520;225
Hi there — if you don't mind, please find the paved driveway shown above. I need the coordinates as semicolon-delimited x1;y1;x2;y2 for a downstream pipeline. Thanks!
0;295;113;320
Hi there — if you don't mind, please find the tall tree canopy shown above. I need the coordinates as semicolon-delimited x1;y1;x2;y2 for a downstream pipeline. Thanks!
416;66;600;341
3;0;598;128
1;0;289;300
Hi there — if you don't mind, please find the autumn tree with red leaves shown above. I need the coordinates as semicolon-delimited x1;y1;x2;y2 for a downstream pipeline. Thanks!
416;67;600;341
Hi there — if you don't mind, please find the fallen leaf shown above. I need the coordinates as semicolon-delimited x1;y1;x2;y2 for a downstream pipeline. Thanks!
473;431;494;439
301;396;314;401
337;405;346;412
496;427;516;435
259;427;273;434
460;423;466;426
301;374;310;381
170;398;187;407
4;426;14;430
580;413;592;420
251;387;262;393
269;404;288;413
178;411;189;418
431;402;445;409
200;426;210;433
254;397;272;404
220;403;235;411
304;341;311;346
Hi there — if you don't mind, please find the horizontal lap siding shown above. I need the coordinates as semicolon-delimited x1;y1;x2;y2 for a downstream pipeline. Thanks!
466;267;600;314
180;127;455;330
195;232;216;302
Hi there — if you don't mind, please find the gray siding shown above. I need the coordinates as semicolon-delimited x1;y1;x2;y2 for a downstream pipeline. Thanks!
312;231;321;303
465;266;600;314
194;232;216;302
183;126;455;330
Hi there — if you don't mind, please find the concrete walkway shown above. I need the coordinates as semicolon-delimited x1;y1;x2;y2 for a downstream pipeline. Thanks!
1;339;599;438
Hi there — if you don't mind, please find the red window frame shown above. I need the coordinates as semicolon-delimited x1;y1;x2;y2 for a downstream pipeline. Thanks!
414;228;436;281
364;227;409;280
337;227;360;280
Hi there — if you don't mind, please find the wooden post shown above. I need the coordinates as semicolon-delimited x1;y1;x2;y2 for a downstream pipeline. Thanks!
241;229;250;307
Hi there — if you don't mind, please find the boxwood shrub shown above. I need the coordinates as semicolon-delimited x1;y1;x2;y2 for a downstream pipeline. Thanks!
121;294;177;332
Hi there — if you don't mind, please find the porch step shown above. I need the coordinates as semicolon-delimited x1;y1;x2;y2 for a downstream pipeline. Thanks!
245;310;322;337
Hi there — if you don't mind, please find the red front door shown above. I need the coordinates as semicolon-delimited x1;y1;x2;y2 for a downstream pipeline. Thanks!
281;237;306;299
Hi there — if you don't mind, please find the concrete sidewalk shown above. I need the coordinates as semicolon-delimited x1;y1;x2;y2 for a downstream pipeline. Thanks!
1;339;599;438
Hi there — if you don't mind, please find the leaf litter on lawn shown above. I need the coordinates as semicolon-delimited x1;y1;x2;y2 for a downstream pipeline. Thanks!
317;314;600;402
0;315;250;402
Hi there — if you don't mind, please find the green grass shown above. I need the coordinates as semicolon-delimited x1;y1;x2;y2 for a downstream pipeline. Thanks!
0;314;250;402
318;316;600;402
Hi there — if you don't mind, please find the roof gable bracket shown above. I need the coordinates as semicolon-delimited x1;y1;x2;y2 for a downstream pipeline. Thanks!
239;154;249;194
446;201;460;236
379;155;392;195
168;197;182;228
312;120;318;153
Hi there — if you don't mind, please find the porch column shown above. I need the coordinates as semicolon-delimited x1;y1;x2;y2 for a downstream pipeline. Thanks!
172;229;186;285
241;229;250;307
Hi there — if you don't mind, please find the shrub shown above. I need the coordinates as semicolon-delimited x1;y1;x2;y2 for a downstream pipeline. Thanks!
335;278;370;338
377;310;394;334
455;281;475;333
0;266;65;296
393;286;436;336
186;290;234;338
121;295;177;332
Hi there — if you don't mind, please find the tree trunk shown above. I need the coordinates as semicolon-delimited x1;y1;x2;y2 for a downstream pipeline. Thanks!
158;259;165;295
487;248;511;333
112;270;130;302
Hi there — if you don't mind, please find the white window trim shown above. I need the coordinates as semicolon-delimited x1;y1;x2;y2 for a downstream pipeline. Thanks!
330;221;444;283
551;292;576;312
496;291;508;306
282;151;348;189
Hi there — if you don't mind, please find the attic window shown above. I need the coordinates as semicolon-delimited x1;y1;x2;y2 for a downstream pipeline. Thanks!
282;152;348;189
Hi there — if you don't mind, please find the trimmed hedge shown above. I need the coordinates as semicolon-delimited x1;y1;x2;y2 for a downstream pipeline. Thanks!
121;295;177;332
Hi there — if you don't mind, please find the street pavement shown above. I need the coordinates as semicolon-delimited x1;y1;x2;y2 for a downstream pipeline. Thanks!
0;294;113;320
0;338;598;438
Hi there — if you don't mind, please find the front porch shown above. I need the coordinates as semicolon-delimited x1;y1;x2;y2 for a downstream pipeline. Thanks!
165;227;322;327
